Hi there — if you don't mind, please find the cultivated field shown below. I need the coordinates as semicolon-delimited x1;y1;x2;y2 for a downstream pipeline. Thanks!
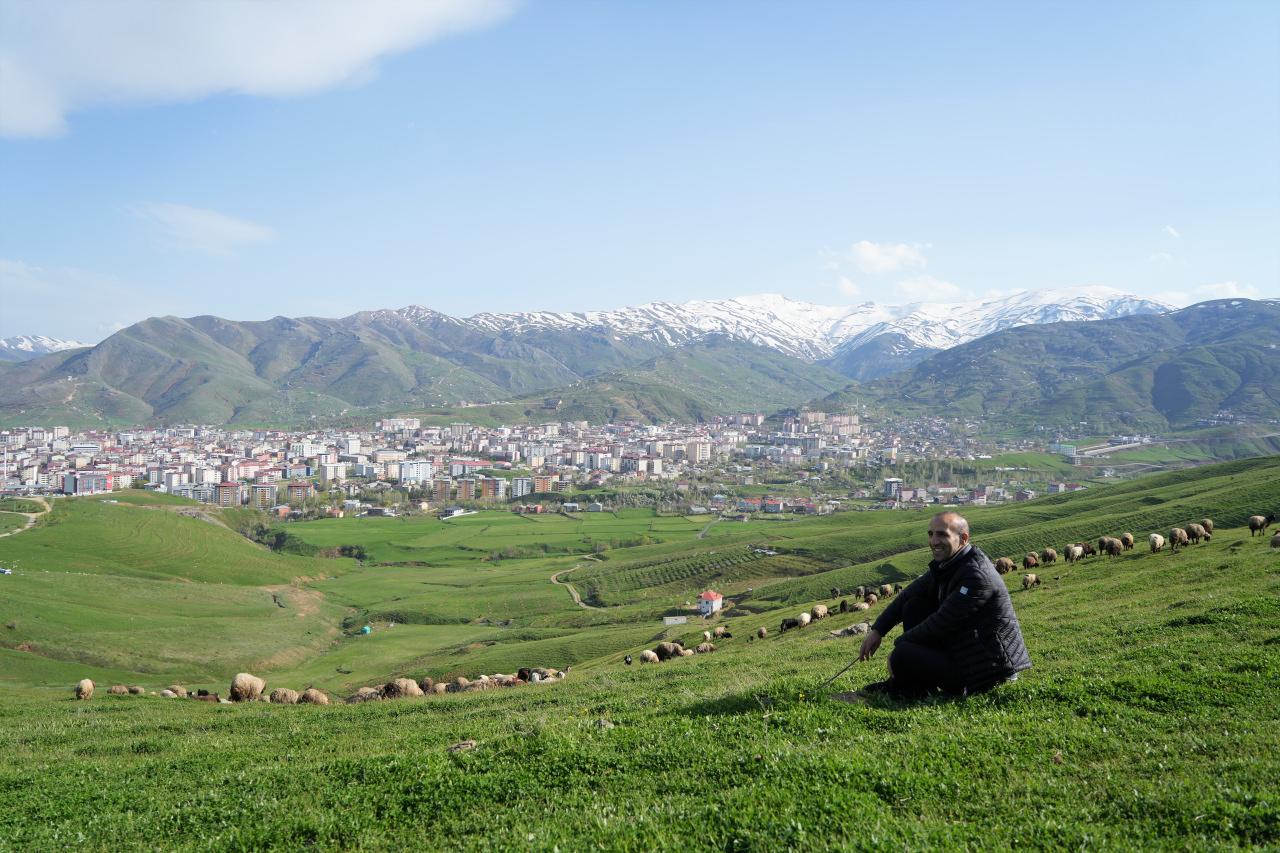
0;458;1277;848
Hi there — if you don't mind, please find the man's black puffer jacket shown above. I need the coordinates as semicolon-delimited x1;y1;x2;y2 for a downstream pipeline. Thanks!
872;544;1031;690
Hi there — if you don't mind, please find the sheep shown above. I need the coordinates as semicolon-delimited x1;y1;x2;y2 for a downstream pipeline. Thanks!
393;677;424;698
654;641;684;661
229;673;266;703
1169;527;1189;552
1103;538;1123;557
1120;533;1134;551
797;612;812;628
1080;541;1097;557
159;689;177;698
854;586;867;599
1040;548;1058;565
839;599;849;613
994;557;1015;574
1201;518;1214;535
830;587;841;599
713;626;727;638
639;650;660;663
756;626;768;639
1271;531;1280;549
829;621;872;638
703;630;712;642
1149;533;1165;553
1186;523;1207;544
811;604;829;620
452;676;472;691
418;677;435;693
269;688;299;705
298;688;330;705
346;686;383;704
1248;514;1275;536
779;617;800;633
430;682;449;694
1022;573;1040;590
679;648;695;657
128;685;145;695
695;642;716;654
517;667;532;682
893;583;903;595
1065;544;1084;564
864;593;878;606
876;584;891;598
1023;553;1040;570
852;601;870;611
107;684;127;696
167;685;187;698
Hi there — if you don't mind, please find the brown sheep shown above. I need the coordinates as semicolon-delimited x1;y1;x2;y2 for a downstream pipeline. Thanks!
756;626;767;639
713;625;727;638
1022;573;1040;590
229;673;266;703
346;686;383;704
1103;538;1123;557
1149;533;1165;553
695;642;716;654
393;677;423;697
1023;553;1040;570
879;584;894;598
108;684;128;696
994;557;1015;574
1200;518;1214;535
418;677;435;693
269;688;299;704
128;685;145;695
863;593;878;606
854;586;867;599
1040;548;1057;565
1120;533;1134;551
838;599;849;613
430;682;449;694
167;685;187;698
1248;514;1275;536
298;688;330;705
811;604;829;620
1186;523;1208;544
1080;541;1097;557
654;641;684;661
1169;527;1189;552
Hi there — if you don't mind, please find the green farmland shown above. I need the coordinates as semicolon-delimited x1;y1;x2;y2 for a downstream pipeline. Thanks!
0;458;1278;848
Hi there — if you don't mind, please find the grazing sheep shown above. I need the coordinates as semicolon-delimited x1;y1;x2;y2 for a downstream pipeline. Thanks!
829;622;872;638
298;688;330;705
1103;538;1123;557
877;584;892;598
864;593;878;606
893;583;903;595
639;650;660;664
756;626;768;639
654;642;684;661
695;642;716;654
1023;553;1040;570
1148;533;1165;553
1080;541;1097;557
430;682;449;694
1248;514;1275;536
714;625;727;638
347;686;383;704
159;689;177;698
703;630;712;642
624;655;633;666
127;685;145;695
1185;523;1206;544
1120;533;1134;551
1022;573;1040;590
418;677;435;693
229;673;266;703
1271;531;1280;549
855;586;867;599
1200;518;1214;535
1169;527;1189;552
994;557;1015;574
1040;548;1058;565
394;677;424;697
811;604;829;620
838;599;849;613
830;587;841;599
269;688;299;705
679;648;695;657
780;616;800;632
452;676;472;691
797;612;812;628
167;685;187;698
852;601;870;611
1065;544;1084;564
517;667;532;682
107;684;127;696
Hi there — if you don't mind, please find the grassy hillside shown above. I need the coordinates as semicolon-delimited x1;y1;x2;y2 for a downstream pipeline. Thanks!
0;489;1276;848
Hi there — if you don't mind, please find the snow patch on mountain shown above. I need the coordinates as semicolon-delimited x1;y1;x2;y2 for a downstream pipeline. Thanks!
0;335;91;362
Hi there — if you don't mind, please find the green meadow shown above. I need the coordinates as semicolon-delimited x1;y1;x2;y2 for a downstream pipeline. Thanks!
0;458;1278;848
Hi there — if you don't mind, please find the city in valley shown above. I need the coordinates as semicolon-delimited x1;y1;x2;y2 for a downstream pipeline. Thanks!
2;411;1152;517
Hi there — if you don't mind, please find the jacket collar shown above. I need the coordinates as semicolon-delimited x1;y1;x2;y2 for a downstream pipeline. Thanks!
928;542;973;578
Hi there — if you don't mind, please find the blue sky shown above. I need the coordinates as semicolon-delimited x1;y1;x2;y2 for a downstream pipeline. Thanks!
1;0;1277;342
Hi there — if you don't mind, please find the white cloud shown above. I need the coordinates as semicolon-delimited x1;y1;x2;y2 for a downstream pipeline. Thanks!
848;240;928;274
1164;225;1180;239
0;0;519;137
897;274;963;301
133;203;275;255
1196;280;1261;300
836;275;861;298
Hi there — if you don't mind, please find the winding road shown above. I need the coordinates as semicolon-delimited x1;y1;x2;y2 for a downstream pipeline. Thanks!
550;565;603;610
0;496;50;539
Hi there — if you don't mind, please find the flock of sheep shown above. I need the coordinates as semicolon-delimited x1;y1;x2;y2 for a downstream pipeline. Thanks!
72;665;570;705
71;513;1278;704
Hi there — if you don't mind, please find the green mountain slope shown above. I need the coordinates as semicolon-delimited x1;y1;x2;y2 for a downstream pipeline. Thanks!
822;299;1280;430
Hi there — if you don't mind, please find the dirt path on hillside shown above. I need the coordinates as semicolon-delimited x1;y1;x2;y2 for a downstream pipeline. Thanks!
551;566;603;610
697;515;722;539
0;496;50;539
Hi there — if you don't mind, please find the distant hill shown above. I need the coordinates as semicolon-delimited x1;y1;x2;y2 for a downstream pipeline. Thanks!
0;335;90;363
821;299;1280;431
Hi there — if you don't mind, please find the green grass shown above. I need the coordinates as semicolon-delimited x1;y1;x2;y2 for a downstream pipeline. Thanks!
0;498;45;513
0;512;26;534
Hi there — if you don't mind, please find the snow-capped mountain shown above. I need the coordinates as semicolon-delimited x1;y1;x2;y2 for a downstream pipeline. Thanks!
0;335;91;363
394;286;1171;375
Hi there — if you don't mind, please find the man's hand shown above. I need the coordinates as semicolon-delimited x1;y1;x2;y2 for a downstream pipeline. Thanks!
858;628;882;661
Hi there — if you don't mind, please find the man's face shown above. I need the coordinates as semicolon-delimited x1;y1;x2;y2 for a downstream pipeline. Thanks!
927;517;967;562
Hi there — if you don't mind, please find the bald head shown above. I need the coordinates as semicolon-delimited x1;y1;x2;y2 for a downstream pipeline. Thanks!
928;512;970;562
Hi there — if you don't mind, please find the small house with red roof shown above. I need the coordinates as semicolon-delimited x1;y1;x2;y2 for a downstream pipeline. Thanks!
697;590;723;616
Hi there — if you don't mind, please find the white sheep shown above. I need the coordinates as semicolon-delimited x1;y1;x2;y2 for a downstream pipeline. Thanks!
797;612;812;628
75;679;94;700
811;604;829;620
229;672;266;703
1149;533;1165;553
1022;573;1040;590
640;649;659;663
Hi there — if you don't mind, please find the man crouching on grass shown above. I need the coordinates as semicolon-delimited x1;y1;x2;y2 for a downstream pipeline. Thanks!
850;511;1031;701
